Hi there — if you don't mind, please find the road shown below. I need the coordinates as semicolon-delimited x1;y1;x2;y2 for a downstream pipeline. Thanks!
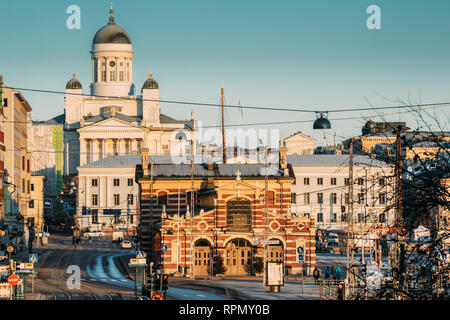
24;235;362;300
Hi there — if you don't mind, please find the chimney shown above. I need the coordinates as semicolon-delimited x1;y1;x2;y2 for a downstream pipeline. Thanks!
141;148;149;176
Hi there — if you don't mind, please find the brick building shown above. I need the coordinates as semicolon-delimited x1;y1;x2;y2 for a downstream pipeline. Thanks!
136;146;316;277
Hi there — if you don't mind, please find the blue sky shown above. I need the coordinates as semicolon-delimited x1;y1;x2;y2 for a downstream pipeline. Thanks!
1;0;450;147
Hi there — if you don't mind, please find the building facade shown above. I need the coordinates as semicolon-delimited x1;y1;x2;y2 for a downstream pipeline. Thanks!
61;6;195;177
28;175;45;233
288;155;395;232
1;85;32;251
285;131;316;155
137;148;316;277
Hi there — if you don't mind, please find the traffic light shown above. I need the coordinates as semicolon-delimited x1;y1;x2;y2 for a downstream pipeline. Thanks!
162;274;169;291
337;282;344;300
153;273;160;291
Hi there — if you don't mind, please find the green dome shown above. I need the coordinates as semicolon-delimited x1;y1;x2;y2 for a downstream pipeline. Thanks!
66;74;82;90
142;73;159;90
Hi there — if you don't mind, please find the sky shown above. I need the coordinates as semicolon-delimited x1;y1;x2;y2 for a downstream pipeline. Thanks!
1;0;450;147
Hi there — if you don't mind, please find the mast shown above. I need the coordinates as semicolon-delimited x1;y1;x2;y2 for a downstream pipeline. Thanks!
221;83;226;164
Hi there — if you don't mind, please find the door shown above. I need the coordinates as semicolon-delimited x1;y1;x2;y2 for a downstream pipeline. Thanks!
194;244;212;276
225;239;253;276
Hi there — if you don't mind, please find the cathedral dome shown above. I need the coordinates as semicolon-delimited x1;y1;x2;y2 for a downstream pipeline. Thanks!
142;73;159;90
93;5;131;45
364;120;375;129
66;73;82;90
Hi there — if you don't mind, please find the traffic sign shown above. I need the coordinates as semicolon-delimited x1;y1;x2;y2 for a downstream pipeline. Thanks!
161;245;167;252
29;254;38;263
0;230;5;237
139;296;149;300
7;275;19;286
44;199;52;209
24;263;34;270
297;246;304;263
151;293;165;300
136;251;145;259
252;237;261;245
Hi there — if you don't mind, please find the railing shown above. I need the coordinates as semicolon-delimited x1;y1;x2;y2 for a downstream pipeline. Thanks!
318;280;340;299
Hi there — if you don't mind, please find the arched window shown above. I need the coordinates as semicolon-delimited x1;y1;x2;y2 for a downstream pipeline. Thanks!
227;198;252;231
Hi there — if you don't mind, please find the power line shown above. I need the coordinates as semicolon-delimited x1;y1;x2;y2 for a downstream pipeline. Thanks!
5;85;450;114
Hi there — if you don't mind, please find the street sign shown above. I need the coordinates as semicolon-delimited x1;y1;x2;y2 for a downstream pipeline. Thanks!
7;275;19;286
136;251;145;259
0;283;11;298
161;245;167;252
260;240;280;245
44;199;52;209
150;293;165;300
29;254;38;263
24;263;34;270
252;237;261;245
297;246;304;263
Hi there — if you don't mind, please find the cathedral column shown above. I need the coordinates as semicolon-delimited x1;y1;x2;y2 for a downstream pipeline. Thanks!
80;139;87;166
92;139;98;162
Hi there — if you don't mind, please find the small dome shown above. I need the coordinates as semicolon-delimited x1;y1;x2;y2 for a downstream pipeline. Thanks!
93;6;131;45
142;73;159;90
364;120;375;129
66;74;82;90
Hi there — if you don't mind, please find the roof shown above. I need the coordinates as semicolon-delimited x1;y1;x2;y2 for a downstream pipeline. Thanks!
84;112;138;124
160;114;194;130
143;163;290;178
286;155;392;167
79;155;174;168
37;114;65;125
93;9;131;45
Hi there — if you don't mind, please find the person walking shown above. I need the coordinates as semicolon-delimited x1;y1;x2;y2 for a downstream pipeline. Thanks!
335;266;342;281
325;266;332;281
313;267;320;285
340;246;344;257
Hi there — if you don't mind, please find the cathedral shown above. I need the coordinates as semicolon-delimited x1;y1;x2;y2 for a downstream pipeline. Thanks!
62;5;195;176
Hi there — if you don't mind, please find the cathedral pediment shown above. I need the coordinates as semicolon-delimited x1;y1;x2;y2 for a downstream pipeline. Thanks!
77;117;146;133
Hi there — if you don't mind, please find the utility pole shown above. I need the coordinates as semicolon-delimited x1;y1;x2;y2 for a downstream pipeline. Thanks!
189;138;194;278
346;138;354;299
263;152;268;290
221;83;226;164
394;126;405;299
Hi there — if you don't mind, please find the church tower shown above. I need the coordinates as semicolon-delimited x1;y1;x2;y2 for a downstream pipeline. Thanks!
90;2;134;97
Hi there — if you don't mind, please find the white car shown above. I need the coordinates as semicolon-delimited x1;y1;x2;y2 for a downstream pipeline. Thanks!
121;241;132;249
84;231;104;238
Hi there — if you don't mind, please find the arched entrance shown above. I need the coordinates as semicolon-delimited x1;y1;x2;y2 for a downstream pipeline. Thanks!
194;239;212;277
225;238;253;276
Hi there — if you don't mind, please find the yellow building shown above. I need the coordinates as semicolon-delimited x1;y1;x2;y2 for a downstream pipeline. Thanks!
29;175;45;233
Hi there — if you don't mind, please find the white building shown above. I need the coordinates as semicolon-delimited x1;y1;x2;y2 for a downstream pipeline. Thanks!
287;155;395;231
62;5;195;176
76;155;173;232
285;131;316;155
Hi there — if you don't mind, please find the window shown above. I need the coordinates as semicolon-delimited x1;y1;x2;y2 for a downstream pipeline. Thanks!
113;179;120;187
127;194;134;205
317;193;323;204
158;192;168;205
344;178;350;186
331;178;337;185
291;193;296;204
92;194;98;206
92;179;98;187
341;213;346;222
304;193;310;205
379;178;386;186
358;178;364;186
227;198;252;231
331;213;337;223
22;156;25;170
331;193;337;204
358;213;364;223
317;212;323;222
102;70;106;82
379;213;386;223
29;200;34;208
379;193;386;205
27;181;30;194
31;184;34;192
119;71;124;82
3;98;7;107
110;70;116;82
128;178;133;186
317;178;323;185
114;194;120;206
22;179;25;191
92;210;99;224
27;160;30;173
358;193;364;204
304;177;310;185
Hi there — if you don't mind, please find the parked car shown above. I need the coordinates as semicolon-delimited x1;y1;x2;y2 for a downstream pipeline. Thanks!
121;241;132;249
84;230;104;238
327;233;339;247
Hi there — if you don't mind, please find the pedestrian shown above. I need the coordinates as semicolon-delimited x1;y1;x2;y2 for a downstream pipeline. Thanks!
340;246;344;257
88;235;92;244
72;235;76;247
325;266;332;281
335;266;342;281
313;267;320;285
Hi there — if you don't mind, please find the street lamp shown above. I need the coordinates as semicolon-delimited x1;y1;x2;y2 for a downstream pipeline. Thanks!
313;112;331;130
